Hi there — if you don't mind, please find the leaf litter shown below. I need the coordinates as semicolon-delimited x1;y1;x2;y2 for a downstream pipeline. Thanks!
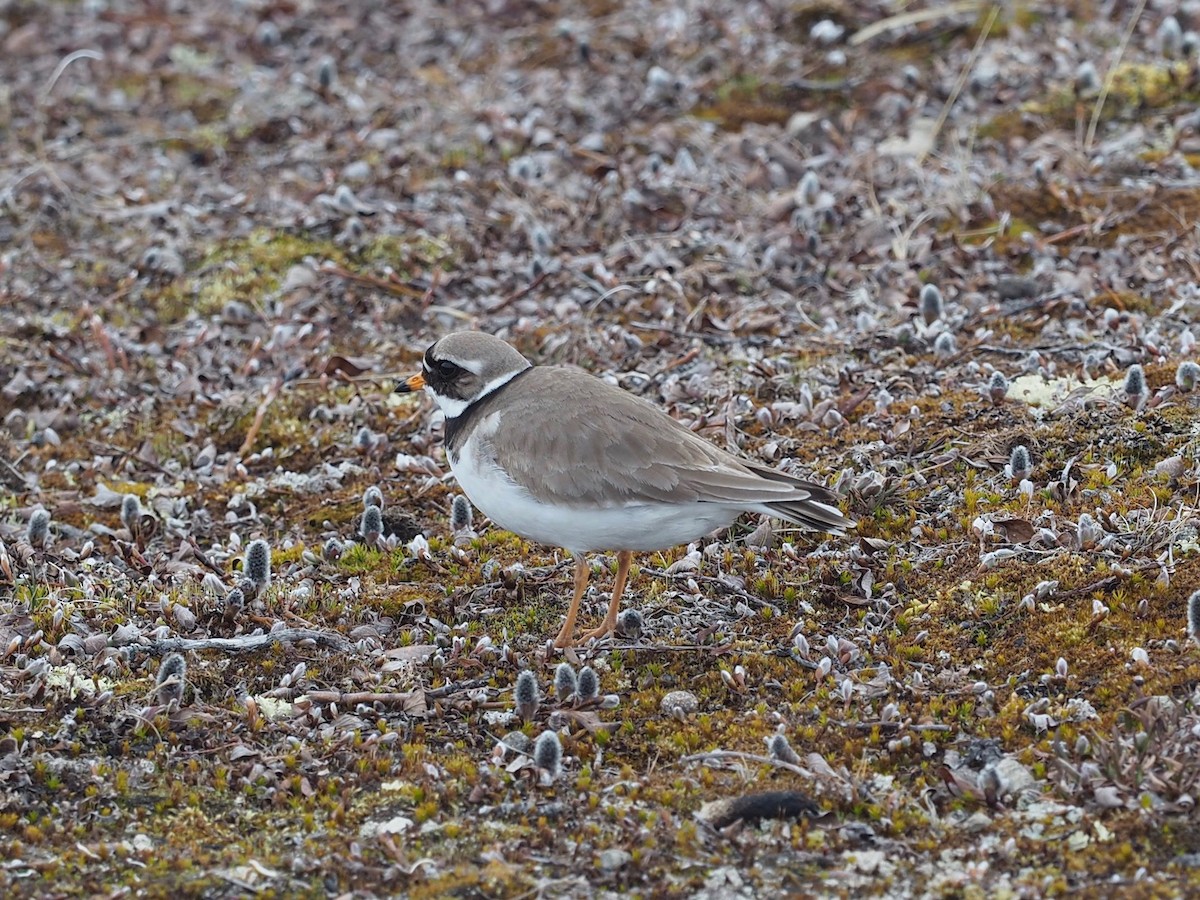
3;1;1200;896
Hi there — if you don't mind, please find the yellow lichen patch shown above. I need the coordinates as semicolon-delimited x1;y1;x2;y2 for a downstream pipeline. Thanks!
137;229;454;326
142;229;348;323
691;75;852;131
981;60;1199;142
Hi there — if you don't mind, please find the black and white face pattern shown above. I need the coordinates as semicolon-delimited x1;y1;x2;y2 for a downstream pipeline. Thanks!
418;333;533;422
422;343;476;403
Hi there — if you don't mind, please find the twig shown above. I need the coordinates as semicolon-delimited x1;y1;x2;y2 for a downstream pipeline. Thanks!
782;77;859;93
680;750;815;779
140;628;350;655
315;261;428;299
238;377;283;457
639;565;778;612
306;690;418;705
420;267;442;308
627;320;736;345
83;439;172;476
486;271;549;313
849;1;982;46
588;642;734;653
185;537;226;577
1053;576;1122;599
216;873;267;894
0;454;29;489
973;341;1125;359
1084;0;1148;153
831;719;953;733
306;679;494;707
426;678;490;698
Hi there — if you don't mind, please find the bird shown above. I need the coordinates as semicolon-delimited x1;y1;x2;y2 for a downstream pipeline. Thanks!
398;332;849;648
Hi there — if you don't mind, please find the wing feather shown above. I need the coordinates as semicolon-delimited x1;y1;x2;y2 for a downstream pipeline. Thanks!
481;368;847;533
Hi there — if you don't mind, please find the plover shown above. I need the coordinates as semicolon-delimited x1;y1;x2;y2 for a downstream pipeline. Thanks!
399;332;849;647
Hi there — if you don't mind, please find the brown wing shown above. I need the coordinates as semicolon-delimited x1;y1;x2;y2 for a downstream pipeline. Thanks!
485;368;846;531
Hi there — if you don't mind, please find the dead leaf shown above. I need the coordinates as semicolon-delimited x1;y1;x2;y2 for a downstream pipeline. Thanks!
383;644;437;662
992;517;1035;543
322;355;376;377
838;387;872;418
552;709;618;735
857;537;890;555
403;691;429;717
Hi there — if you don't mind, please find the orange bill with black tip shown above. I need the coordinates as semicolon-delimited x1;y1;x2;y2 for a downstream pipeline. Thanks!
397;372;426;393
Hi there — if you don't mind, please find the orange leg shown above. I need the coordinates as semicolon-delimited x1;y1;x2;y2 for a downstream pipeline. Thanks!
579;550;633;644
553;556;591;649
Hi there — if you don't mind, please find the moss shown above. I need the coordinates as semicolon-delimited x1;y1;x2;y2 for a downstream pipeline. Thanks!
142;229;338;323
980;60;1200;143
9;5;1200;898
691;74;853;131
137;227;454;326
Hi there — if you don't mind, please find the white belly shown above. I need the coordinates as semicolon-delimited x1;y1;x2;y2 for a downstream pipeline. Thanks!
449;442;738;553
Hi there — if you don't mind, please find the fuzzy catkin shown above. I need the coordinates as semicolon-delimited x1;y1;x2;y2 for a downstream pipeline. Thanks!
533;731;562;777
245;539;272;587
514;670;540;721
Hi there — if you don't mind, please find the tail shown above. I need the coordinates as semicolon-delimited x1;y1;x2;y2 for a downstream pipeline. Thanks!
766;496;850;534
746;464;851;534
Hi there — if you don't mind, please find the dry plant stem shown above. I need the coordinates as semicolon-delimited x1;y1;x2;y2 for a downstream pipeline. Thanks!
306;690;416;705
681;750;815;779
832;720;953;733
143;628;350;655
32;49;104;203
917;3;1000;166
238;377;283;457
316;261;427;298
848;1;982;46
487;270;549;313
1085;0;1148;153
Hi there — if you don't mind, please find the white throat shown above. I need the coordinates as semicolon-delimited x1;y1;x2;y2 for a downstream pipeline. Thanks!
427;366;529;420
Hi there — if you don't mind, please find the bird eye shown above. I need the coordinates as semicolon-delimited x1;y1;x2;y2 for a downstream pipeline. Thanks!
434;359;461;379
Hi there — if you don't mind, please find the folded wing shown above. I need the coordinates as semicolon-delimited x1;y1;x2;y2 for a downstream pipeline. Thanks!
490;369;848;534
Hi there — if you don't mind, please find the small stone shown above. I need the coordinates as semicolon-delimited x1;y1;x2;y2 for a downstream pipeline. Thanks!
659;690;699;718
979;757;1034;800
501;731;531;753
963;811;993;833
995;276;1039;301
598;848;631;871
172;604;197;632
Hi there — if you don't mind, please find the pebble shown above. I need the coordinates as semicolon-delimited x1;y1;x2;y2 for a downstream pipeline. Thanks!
659;690;699;718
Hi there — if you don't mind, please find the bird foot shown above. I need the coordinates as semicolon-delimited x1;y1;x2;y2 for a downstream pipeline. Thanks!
578;617;617;644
